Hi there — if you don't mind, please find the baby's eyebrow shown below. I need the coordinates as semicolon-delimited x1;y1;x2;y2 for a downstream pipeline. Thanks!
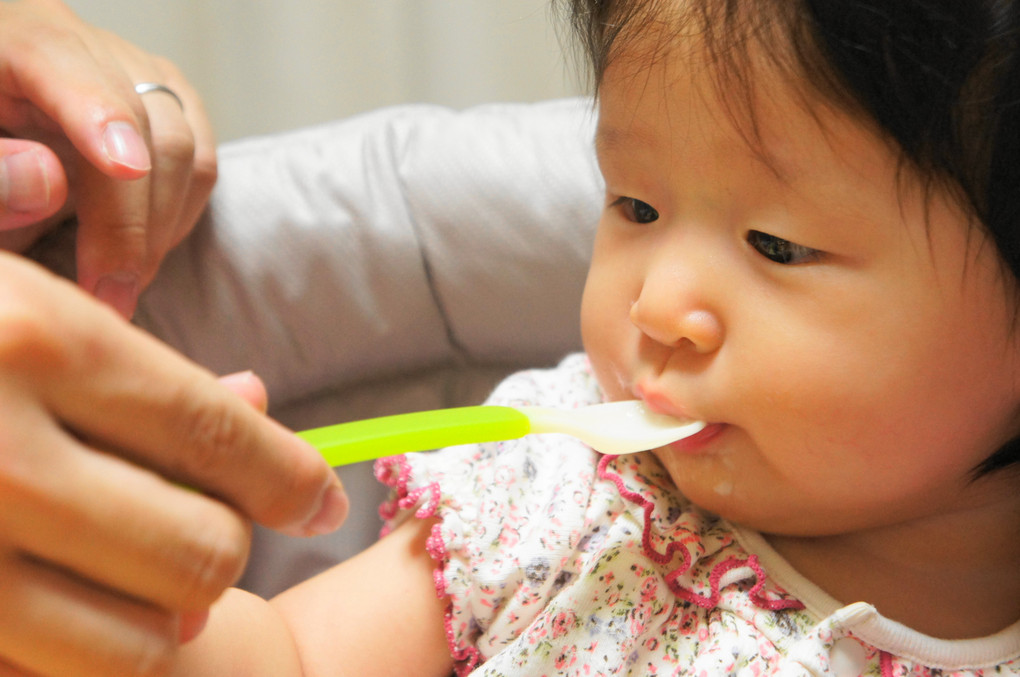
594;124;658;160
596;120;800;186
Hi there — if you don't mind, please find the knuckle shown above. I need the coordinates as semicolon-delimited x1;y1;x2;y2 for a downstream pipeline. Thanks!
175;511;249;606
0;290;64;376
91;218;149;265
171;395;252;483
151;125;196;167
14;22;81;60
14;25;144;125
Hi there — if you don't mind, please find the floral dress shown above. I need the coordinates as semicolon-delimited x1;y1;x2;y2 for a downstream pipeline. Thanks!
376;353;1020;676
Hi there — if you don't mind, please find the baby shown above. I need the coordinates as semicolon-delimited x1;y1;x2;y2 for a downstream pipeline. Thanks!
171;1;1020;675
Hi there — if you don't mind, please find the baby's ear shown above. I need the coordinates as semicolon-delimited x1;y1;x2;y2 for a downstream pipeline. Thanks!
219;371;269;414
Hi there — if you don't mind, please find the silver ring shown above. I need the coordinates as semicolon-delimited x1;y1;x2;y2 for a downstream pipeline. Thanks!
133;82;184;111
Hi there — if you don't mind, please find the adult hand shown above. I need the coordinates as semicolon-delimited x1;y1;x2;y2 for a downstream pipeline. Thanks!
0;0;218;318
0;252;348;677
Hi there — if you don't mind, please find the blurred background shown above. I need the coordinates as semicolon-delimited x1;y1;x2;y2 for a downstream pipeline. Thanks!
64;0;583;142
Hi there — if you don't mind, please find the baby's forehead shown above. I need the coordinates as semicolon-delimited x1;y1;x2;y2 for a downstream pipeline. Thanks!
594;37;894;191
593;0;872;127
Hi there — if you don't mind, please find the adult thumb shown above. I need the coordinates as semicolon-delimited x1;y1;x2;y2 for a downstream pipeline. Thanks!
0;139;68;232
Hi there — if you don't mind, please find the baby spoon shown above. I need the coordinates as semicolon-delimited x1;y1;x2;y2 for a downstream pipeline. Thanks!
298;400;706;466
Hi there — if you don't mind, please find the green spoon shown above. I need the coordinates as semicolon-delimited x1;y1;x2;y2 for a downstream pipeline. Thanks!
298;400;706;466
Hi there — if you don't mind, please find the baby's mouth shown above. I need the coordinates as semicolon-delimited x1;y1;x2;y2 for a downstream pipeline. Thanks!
633;385;701;423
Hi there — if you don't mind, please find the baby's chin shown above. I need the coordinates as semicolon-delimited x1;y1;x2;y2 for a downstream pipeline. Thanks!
648;444;782;530
649;447;738;511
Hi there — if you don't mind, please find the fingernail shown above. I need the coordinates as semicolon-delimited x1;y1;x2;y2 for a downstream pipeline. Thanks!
219;370;267;413
0;150;52;214
303;482;349;537
219;370;257;389
103;121;151;171
94;271;140;318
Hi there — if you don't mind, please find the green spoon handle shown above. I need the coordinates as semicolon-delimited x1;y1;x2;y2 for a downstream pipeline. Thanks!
297;405;531;466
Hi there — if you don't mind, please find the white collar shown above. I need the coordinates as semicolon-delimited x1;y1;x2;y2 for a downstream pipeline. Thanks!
731;525;1020;670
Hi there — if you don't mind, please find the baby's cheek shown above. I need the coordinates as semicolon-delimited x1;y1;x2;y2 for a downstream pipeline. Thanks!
588;352;632;402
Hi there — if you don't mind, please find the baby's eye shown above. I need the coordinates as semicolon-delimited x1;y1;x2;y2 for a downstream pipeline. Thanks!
611;197;659;224
746;230;820;264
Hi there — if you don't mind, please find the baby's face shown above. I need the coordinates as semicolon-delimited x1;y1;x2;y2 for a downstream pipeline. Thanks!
581;38;1020;536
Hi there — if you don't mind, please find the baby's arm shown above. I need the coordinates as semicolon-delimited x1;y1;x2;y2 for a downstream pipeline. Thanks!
171;518;454;677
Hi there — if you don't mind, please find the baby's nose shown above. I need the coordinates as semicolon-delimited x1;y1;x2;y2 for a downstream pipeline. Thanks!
628;299;726;356
629;282;724;354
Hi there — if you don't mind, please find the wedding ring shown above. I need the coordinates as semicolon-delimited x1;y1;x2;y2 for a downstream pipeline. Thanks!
134;82;184;111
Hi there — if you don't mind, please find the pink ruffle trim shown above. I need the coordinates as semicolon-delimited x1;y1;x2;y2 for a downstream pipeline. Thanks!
596;454;805;613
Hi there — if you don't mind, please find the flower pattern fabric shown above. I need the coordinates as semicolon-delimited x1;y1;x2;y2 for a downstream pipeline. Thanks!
377;353;1020;676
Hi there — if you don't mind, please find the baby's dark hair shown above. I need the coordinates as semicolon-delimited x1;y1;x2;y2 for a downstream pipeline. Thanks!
557;0;1020;476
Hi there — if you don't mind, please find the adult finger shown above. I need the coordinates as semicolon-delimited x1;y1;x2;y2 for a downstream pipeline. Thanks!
0;402;251;614
72;147;151;318
0;0;151;179
0;552;178;677
0;253;348;537
174;75;218;248
135;58;217;264
71;86;192;316
0;4;218;310
73;53;215;315
0;139;67;232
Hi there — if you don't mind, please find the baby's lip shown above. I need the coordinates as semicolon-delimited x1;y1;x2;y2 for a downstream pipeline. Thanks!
633;384;701;423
